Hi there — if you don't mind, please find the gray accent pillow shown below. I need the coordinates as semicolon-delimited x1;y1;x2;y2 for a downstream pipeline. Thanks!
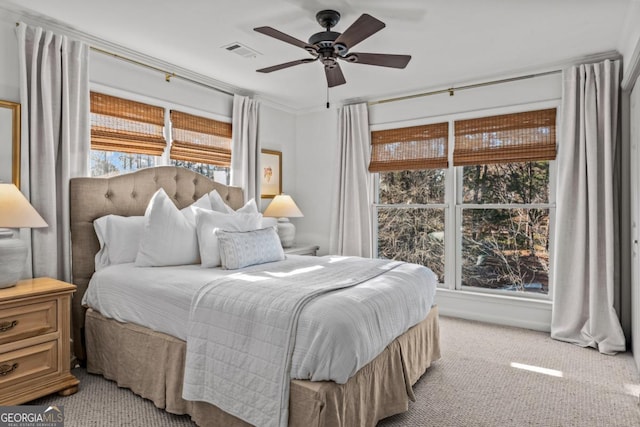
217;227;285;270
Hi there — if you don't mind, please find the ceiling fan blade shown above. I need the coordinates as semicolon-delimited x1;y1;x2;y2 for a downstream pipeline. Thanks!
325;63;346;88
345;52;411;69
254;26;313;50
257;58;317;73
334;14;385;50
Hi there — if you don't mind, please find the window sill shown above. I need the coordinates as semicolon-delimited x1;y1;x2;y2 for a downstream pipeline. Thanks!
435;288;552;332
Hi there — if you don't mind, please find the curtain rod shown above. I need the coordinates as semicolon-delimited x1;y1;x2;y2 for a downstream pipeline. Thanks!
367;69;562;106
90;46;235;97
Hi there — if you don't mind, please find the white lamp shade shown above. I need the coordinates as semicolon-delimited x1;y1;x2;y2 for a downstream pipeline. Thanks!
0;184;47;288
263;194;302;248
0;184;47;228
263;194;303;218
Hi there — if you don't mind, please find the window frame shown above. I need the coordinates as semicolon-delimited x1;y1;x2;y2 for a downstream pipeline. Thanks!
371;100;558;300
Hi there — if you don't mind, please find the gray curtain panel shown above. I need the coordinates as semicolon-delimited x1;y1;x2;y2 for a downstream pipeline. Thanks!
551;59;626;354
330;103;372;257
230;94;260;203
16;23;89;282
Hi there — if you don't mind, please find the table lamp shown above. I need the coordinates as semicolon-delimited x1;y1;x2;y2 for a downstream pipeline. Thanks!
0;183;47;288
263;194;303;248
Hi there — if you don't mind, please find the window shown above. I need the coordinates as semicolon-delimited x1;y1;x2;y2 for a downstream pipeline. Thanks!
169;110;232;184
372;122;448;283
90;92;165;177
89;92;232;183
374;107;556;297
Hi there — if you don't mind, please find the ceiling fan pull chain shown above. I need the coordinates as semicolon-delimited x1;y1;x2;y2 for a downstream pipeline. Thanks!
326;86;330;109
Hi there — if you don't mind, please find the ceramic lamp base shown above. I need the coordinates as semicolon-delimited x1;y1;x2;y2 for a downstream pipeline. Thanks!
0;231;27;288
276;218;296;248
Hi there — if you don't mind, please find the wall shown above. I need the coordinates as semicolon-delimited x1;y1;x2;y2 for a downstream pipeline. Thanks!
258;102;297;211
631;73;640;370
619;1;640;348
293;108;339;254
619;0;640;86
369;73;562;126
0;15;19;101
90;52;233;117
621;0;640;367
0;14;20;183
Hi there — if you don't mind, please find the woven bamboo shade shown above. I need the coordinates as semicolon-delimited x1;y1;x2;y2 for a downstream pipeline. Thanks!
453;108;556;166
90;92;166;155
369;122;449;172
169;110;232;167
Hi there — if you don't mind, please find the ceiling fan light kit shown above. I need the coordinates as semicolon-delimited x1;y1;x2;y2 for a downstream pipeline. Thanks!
254;9;411;90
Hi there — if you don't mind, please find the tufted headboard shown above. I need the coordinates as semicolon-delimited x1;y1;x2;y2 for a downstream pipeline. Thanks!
69;166;244;361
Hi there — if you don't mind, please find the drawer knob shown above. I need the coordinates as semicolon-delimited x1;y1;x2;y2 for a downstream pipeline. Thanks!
0;363;19;376
0;320;18;332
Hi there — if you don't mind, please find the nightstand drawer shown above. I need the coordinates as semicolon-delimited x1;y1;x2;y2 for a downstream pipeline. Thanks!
0;340;57;389
0;301;57;345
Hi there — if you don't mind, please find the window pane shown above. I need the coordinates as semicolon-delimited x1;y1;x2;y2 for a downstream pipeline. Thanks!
377;207;445;282
379;169;446;204
461;208;549;294
171;159;230;185
462;161;549;204
90;150;157;177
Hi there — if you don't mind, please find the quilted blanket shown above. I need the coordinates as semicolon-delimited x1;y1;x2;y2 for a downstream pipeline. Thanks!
182;256;405;427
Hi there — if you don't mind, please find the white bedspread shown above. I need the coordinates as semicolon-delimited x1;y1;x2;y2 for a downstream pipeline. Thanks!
82;255;437;425
82;263;229;340
182;256;437;427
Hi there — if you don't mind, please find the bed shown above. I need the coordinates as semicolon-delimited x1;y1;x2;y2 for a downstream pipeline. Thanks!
69;166;441;427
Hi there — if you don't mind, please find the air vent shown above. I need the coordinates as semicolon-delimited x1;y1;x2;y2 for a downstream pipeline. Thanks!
222;42;261;59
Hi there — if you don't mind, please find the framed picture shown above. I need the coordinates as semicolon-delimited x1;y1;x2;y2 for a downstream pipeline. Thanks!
0;100;21;188
261;149;282;199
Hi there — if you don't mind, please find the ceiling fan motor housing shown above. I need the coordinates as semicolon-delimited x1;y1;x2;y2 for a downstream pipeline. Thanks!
308;30;340;48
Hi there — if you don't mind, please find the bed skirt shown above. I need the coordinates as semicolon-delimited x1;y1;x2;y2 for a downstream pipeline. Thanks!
85;306;440;427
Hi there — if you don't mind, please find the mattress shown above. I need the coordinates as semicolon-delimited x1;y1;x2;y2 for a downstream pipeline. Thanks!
82;255;438;383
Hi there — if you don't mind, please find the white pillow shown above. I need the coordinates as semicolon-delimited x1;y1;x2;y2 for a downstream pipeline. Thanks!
208;190;259;215
236;198;259;214
93;215;145;270
195;208;262;268
208;189;234;214
217;227;285;270
181;193;213;225
135;189;200;267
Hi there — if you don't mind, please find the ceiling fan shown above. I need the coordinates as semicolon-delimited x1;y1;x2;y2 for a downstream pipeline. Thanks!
254;10;411;88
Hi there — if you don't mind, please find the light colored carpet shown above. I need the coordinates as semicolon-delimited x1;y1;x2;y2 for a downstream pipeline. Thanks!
29;316;640;426
380;316;640;427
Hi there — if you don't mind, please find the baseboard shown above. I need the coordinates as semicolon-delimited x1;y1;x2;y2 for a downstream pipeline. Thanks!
435;288;552;332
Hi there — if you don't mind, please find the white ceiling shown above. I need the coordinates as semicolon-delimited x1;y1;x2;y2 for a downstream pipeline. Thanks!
7;0;634;111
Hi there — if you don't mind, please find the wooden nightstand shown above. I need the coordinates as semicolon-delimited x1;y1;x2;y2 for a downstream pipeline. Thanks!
0;277;79;405
284;245;320;256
